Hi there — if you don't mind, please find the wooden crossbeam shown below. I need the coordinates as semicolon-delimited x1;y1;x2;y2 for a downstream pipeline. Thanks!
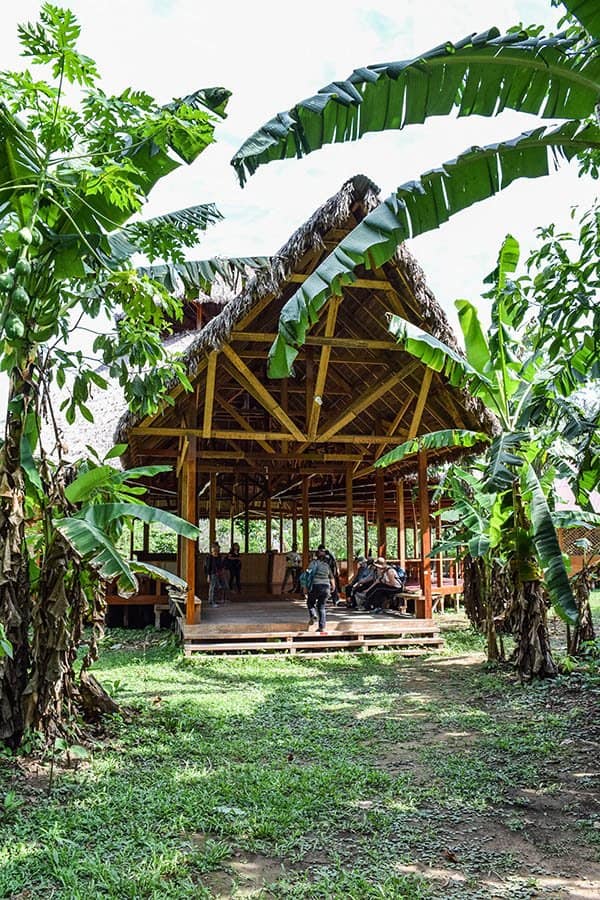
231;332;404;351
375;394;415;460
408;368;434;439
202;351;218;438
308;297;341;439
221;344;305;441
287;273;396;291
216;395;275;455
131;426;411;445
317;361;420;443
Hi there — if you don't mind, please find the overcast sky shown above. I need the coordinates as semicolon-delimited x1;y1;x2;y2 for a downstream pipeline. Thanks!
0;0;595;353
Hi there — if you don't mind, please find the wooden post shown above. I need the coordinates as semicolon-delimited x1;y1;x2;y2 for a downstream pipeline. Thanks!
244;476;250;554
265;483;272;553
418;448;432;619
320;510;326;547
142;522;150;555
184;436;198;625
397;480;406;568
376;469;386;556
436;501;444;589
364;511;369;556
302;476;310;568
279;510;284;552
230;514;234;549
346;464;354;580
209;472;217;547
292;501;298;550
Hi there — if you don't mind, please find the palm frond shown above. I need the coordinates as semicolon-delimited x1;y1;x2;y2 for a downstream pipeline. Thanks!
232;31;599;184
267;121;600;379
376;429;489;469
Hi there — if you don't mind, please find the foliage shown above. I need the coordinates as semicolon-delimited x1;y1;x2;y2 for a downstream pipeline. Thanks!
1;631;597;896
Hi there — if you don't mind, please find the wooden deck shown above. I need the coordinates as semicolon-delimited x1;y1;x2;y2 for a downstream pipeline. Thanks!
179;599;443;656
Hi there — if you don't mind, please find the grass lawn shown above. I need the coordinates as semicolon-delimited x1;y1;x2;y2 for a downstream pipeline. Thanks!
1;611;599;899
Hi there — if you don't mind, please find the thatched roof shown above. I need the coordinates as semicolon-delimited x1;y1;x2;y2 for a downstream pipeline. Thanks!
115;174;497;491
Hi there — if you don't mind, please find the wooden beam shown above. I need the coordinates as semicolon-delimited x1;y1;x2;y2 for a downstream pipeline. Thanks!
209;472;217;546
216;395;275;455
132;426;409;445
231;332;405;351
308;297;341;439
317;361;420;443
375;394;415;460
418;449;432;618
346;464;354;577
287;273;396;291
301;476;310;569
376;469;386;556
397;480;406;569
202;351;218;439
408;368;434;439
221;344;305;441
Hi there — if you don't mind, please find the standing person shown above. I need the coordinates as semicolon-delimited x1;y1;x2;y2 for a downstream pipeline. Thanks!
205;542;227;607
317;543;340;605
304;548;335;635
225;542;242;594
281;542;302;595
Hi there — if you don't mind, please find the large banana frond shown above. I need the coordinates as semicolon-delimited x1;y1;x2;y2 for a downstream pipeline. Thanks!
232;31;599;184
108;203;224;261
375;428;489;469
137;255;271;296
80;502;199;540
56;515;140;594
523;464;578;624
483;432;528;492
563;0;600;39
267;121;600;379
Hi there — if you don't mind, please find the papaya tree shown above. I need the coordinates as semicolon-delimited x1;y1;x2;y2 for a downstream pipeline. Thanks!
0;4;269;748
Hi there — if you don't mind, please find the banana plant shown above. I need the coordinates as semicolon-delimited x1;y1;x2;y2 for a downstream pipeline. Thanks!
229;5;600;377
372;234;587;677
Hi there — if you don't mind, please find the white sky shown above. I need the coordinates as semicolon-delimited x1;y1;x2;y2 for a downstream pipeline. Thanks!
0;0;596;373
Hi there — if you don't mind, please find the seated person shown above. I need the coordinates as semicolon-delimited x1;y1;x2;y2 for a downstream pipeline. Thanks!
345;556;376;608
363;557;404;614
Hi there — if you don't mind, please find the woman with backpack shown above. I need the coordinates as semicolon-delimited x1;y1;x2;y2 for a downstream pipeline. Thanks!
301;548;335;634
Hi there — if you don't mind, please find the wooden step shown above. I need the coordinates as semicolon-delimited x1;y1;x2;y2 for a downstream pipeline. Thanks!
183;636;444;655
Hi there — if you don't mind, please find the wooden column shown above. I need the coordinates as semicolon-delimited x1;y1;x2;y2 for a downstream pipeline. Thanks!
279;510;284;552
265;487;272;553
244;476;250;554
364;512;369;556
320;510;326;547
418;448;432;619
142;522;150;555
230;514;235;549
376;469;386;556
292;501;298;549
345;464;354;580
209;472;217;546
436;501;444;589
183;436;198;625
397;480;406;568
301;476;310;568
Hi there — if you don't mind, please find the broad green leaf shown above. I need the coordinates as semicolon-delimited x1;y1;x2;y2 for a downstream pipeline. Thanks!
522;464;578;624
376;428;489;468
104;444;128;460
55;515;138;594
563;0;600;39
455;300;491;375
267;121;600;379
483;432;528;492
64;465;114;504
80;502;200;540
131;560;187;591
232;31;600;184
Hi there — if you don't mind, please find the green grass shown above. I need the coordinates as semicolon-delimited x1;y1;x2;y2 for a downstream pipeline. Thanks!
1;625;598;898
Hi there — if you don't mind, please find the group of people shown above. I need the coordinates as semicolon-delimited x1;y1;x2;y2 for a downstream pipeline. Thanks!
345;556;407;613
301;550;407;634
204;542;242;607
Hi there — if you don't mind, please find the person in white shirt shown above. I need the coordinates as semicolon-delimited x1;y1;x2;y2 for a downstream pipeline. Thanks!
281;543;302;595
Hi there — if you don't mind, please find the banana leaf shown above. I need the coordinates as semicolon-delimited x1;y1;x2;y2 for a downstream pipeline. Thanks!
108;203;223;261
522;464;578;624
137;255;271;295
483;432;528;492
563;0;600;39
376;428;488;468
79;502;200;540
267;121;600;379
231;31;599;184
56;515;140;594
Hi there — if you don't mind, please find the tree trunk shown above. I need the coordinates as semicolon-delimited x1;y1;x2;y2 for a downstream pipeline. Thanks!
0;371;33;748
512;580;557;679
568;563;597;656
463;554;486;629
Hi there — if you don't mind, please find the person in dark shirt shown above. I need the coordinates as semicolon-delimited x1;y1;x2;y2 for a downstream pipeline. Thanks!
317;543;340;605
225;542;242;593
205;542;227;607
304;549;335;634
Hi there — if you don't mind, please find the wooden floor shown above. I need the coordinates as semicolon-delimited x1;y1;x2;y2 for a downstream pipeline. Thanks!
180;599;443;656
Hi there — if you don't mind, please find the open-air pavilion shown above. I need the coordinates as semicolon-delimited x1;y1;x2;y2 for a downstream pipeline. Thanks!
109;175;497;652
